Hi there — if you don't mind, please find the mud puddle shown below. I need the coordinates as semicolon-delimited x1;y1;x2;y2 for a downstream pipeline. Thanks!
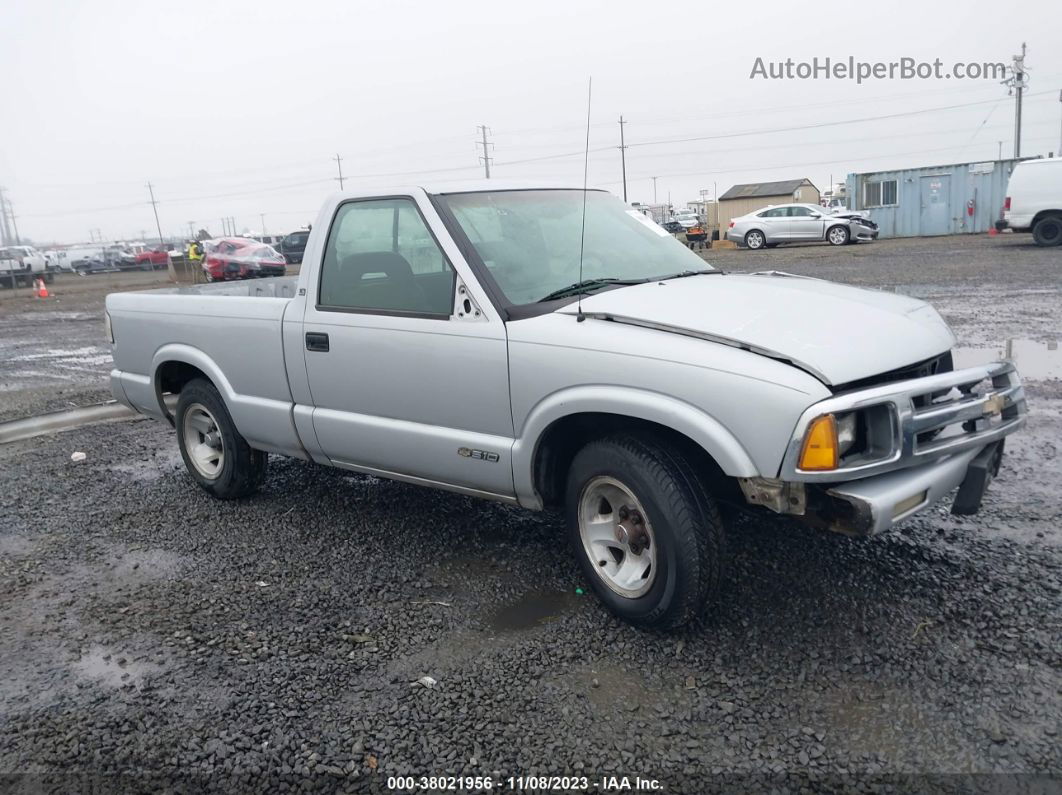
489;591;580;631
953;339;1061;380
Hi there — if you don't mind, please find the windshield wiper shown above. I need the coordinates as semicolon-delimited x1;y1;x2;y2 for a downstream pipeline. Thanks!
656;268;721;280
537;277;649;303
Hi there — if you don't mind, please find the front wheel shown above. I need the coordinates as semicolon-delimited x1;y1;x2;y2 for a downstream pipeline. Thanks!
566;435;724;629
827;225;850;246
176;379;267;499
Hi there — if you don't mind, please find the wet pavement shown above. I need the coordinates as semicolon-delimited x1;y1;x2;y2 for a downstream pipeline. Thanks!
0;234;1059;792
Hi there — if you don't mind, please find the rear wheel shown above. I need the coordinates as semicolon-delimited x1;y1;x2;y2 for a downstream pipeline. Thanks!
566;435;724;629
1032;215;1062;247
827;225;850;246
744;230;766;250
176;379;267;499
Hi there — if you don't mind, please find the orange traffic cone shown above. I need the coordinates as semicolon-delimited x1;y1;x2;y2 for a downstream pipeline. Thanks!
35;278;50;299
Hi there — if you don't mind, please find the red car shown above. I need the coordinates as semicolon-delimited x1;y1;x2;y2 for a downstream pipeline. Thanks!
133;248;171;270
202;238;287;281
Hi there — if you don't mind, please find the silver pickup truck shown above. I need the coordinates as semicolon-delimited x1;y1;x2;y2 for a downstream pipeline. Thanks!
106;183;1027;628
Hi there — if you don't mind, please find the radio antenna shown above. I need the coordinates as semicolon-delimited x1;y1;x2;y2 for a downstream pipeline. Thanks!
576;76;592;322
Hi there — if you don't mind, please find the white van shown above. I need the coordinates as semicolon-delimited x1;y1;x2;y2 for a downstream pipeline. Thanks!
1001;157;1062;246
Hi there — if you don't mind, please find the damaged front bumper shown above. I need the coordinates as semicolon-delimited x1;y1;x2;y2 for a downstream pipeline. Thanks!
740;360;1025;536
814;439;1003;535
741;439;1005;536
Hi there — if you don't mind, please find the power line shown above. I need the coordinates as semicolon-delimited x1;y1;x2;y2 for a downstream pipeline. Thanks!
602;136;1060;186
477;125;494;179
625;90;1059;150
15;91;1060;224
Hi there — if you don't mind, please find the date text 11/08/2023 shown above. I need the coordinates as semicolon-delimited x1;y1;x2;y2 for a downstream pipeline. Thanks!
385;775;664;791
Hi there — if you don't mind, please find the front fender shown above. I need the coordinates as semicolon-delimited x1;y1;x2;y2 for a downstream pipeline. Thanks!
512;385;759;509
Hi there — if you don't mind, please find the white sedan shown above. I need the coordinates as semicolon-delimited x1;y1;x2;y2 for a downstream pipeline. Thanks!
726;203;879;250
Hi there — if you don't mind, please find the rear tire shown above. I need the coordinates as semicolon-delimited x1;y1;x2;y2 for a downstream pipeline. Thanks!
175;378;267;499
744;230;766;250
565;435;724;629
1032;215;1062;247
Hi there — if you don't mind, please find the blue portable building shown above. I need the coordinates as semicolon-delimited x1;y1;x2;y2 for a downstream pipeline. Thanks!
845;159;1025;238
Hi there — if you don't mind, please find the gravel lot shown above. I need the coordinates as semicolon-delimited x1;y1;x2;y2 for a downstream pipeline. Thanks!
0;235;1059;792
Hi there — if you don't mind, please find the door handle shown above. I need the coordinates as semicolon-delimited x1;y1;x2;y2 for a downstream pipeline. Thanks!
305;332;329;352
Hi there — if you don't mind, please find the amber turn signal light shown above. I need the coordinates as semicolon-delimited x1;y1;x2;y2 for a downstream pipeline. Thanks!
799;414;838;471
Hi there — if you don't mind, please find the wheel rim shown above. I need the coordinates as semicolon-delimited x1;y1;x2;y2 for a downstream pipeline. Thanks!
747;232;763;248
829;227;847;245
182;403;224;479
578;476;657;598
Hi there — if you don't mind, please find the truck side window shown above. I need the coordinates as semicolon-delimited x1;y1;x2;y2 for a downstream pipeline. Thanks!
318;198;455;317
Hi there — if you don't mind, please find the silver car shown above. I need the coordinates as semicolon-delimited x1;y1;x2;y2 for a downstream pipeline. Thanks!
727;203;879;249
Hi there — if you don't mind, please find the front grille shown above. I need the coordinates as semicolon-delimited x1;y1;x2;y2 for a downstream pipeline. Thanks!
782;360;1026;483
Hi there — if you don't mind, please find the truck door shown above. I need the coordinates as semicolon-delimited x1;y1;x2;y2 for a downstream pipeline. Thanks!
299;195;515;499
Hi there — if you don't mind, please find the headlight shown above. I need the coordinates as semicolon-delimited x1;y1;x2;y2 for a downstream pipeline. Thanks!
836;411;857;455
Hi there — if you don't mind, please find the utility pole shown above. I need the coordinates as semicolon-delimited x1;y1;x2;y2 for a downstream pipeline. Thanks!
618;116;629;203
333;154;345;190
651;176;658;204
0;187;11;246
260;213;267;239
1002;43;1028;158
998;140;1003;160
476;125;493;179
8;203;20;245
187;221;195;239
146;182;165;247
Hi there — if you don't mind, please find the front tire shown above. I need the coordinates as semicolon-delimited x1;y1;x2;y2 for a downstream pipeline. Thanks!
566;435;724;629
1032;215;1062;247
827;225;850;246
176;379;267;499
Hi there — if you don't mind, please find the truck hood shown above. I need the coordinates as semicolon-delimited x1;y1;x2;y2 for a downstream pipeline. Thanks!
557;272;955;386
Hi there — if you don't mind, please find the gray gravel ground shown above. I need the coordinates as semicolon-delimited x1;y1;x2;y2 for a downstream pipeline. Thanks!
0;234;1059;793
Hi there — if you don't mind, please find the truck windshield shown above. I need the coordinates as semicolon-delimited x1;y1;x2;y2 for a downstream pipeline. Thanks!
437;189;713;305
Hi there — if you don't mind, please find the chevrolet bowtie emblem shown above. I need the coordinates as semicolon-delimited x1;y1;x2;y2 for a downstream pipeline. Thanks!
982;394;1006;416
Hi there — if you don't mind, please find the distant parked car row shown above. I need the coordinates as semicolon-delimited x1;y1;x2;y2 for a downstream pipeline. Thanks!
727;203;879;250
0;245;49;285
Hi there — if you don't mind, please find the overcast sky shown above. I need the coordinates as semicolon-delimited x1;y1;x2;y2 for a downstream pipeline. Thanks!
2;0;1060;244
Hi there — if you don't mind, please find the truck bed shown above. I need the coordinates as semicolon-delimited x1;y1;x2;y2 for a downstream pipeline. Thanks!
106;276;304;458
144;276;299;298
